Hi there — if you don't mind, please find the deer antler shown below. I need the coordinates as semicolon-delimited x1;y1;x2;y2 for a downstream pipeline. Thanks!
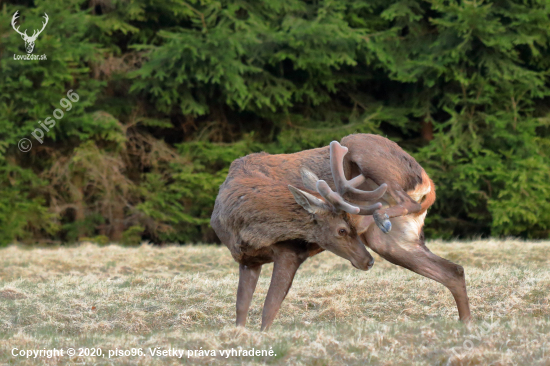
11;11;28;38
329;141;387;201
300;141;387;215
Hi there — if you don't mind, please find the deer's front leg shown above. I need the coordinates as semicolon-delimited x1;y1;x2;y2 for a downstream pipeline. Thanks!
261;245;307;331
236;263;262;327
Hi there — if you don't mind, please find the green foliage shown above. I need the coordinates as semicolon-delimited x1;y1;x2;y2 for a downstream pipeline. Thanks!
136;136;265;242
1;0;549;244
121;225;145;246
0;164;56;245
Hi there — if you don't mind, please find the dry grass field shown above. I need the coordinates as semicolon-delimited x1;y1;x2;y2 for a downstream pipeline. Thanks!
1;239;550;365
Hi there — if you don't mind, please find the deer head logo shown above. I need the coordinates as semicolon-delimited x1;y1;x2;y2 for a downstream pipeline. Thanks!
11;11;49;54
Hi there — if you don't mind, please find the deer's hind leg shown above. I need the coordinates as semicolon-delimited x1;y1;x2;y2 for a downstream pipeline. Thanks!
372;184;422;233
236;263;262;327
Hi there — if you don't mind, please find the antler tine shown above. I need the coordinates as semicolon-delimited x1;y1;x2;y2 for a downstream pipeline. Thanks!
316;180;381;215
316;180;383;215
348;174;366;187
316;180;360;214
298;142;386;215
298;165;360;214
329;141;387;201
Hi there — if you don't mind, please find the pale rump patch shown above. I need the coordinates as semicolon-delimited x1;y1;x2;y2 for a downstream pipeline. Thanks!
405;210;427;240
382;213;427;248
402;172;431;240
359;173;432;243
407;175;431;203
386;205;428;246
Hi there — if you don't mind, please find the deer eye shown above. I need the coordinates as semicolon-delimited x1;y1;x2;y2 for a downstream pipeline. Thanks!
338;228;347;236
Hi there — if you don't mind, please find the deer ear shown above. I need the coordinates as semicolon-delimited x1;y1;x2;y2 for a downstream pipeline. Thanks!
288;185;328;215
299;167;319;191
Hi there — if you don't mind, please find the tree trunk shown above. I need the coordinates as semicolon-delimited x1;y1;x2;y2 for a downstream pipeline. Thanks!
421;119;433;142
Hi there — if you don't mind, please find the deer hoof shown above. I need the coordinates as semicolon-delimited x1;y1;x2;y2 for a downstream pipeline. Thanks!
374;213;391;234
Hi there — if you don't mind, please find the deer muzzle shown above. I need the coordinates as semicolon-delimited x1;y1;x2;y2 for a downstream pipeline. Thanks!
350;250;375;271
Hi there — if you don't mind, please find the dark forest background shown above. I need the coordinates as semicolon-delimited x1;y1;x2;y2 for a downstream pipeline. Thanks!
1;0;550;245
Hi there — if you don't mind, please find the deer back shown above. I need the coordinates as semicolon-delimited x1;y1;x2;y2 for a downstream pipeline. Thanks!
341;134;435;211
211;148;331;260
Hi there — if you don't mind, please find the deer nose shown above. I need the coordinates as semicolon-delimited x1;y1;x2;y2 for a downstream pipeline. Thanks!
368;256;375;268
351;256;374;271
364;256;375;270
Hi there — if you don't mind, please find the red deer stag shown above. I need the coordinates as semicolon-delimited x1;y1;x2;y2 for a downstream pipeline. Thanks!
212;133;471;329
211;141;387;330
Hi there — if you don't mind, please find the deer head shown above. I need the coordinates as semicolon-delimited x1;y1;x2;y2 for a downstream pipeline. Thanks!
288;141;388;270
11;11;49;54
